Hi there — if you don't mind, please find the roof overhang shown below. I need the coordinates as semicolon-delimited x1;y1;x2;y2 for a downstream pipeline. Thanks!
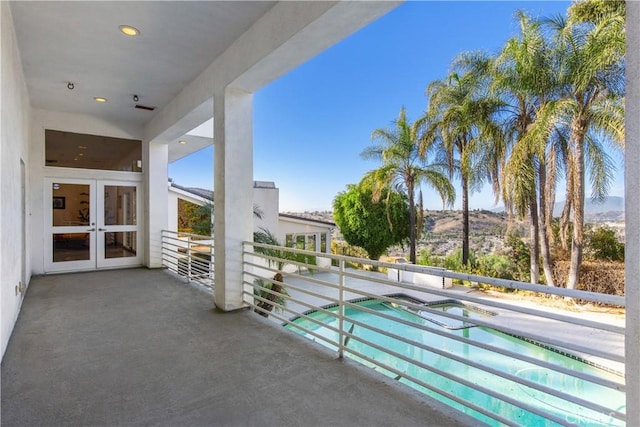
10;1;402;159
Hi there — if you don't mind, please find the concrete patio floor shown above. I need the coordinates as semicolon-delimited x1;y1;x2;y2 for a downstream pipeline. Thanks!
1;268;473;426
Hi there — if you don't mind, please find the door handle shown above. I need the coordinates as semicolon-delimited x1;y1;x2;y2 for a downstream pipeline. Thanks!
87;228;95;232
98;228;107;231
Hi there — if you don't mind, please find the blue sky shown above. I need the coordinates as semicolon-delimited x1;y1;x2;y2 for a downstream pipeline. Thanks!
169;1;624;212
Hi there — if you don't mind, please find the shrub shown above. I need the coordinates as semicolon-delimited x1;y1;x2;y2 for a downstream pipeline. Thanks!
417;248;444;268
503;232;530;281
253;276;290;316
475;254;517;280
585;226;624;262
552;260;624;299
442;248;476;272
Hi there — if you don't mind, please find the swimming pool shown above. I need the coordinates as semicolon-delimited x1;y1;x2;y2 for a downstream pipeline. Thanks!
285;297;625;426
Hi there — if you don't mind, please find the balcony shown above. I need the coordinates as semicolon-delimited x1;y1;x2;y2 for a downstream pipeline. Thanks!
1;268;469;426
155;234;626;424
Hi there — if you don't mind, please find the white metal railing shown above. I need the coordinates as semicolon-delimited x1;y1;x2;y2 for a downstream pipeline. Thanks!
161;230;214;290
242;241;626;426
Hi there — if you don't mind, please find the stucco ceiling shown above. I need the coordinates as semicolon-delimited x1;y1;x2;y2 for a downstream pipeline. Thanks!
10;1;276;127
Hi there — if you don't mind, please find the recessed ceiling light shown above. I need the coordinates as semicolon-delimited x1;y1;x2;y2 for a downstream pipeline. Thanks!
94;97;107;103
119;25;140;37
178;140;187;145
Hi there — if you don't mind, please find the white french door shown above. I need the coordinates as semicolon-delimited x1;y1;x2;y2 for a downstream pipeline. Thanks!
45;178;141;272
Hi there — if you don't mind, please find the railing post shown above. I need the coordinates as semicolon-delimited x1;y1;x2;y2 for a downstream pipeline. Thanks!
187;235;192;282
210;242;214;284
338;258;345;359
241;241;246;305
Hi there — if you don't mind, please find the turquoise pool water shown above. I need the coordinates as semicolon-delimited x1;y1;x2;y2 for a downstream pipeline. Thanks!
286;298;625;426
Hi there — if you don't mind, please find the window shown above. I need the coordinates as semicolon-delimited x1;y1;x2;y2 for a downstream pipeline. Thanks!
285;234;295;248
45;130;142;172
306;234;316;251
286;232;326;252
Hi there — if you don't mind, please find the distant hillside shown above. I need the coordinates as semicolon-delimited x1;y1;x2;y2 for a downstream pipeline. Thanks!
492;196;624;218
423;209;524;237
553;196;624;217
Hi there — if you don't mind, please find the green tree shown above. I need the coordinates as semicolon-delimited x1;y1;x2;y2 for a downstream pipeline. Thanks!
504;232;531;282
333;183;410;262
362;107;455;263
568;0;625;30
423;70;503;267
191;203;214;235
177;199;205;233
544;7;625;289
476;254;517;280
585;226;624;262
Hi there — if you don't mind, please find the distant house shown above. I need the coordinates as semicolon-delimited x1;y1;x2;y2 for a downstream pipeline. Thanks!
168;181;335;259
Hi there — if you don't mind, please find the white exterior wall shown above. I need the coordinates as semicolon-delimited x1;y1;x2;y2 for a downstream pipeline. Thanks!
253;182;278;235
626;2;640;423
1;1;31;359
168;189;178;233
278;217;333;269
28;109;144;274
278;219;332;251
278;221;331;241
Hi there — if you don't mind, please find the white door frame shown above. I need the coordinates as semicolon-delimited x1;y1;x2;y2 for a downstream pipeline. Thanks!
96;180;141;269
44;178;142;272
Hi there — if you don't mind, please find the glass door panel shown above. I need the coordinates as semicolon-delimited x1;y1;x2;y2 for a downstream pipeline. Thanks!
45;179;141;272
46;179;96;272
104;232;137;259
103;185;137;225
97;181;140;268
52;182;90;226
53;233;91;262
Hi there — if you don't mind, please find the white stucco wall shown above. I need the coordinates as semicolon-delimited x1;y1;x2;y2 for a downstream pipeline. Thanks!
253;181;278;235
168;190;179;233
1;1;31;360
278;219;332;240
28;109;144;274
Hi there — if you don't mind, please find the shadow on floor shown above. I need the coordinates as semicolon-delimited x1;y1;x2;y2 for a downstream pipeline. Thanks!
2;268;472;426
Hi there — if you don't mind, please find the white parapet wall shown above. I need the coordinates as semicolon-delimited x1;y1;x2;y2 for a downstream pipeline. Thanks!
387;261;453;290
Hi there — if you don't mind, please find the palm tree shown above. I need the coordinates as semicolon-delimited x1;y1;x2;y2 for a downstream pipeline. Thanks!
491;12;559;286
252;228;315;317
457;13;579;286
361;107;455;264
543;11;624;289
422;71;503;267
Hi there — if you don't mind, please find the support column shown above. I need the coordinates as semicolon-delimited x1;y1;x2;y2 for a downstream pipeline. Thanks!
144;140;168;268
626;3;640;424
213;88;254;311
